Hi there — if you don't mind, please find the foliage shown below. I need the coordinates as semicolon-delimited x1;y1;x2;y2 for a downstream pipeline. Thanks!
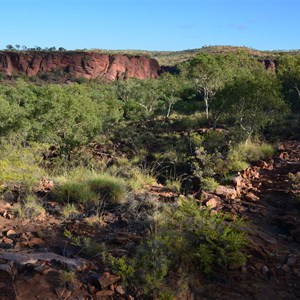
14;195;45;219
214;71;288;141
87;174;127;205
53;171;127;206
116;199;247;293
53;180;98;205
277;54;300;112
201;177;219;192
62;203;80;219
0;140;45;194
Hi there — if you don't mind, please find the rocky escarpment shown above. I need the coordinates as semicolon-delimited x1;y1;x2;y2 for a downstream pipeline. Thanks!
0;51;160;81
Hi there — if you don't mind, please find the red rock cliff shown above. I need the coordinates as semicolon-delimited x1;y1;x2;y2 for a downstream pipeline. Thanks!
0;51;160;80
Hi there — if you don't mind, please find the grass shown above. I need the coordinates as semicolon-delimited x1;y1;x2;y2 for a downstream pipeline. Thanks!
201;177;219;192
87;174;126;205
237;141;275;162
53;171;127;206
85;214;105;228
53;180;98;205
62;203;79;219
59;270;76;288
14;195;45;219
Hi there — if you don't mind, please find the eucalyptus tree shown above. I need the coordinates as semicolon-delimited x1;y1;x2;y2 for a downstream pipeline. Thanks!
215;71;287;142
186;52;263;120
277;54;300;112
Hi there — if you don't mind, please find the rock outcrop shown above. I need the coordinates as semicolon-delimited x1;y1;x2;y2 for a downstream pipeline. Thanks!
0;51;160;81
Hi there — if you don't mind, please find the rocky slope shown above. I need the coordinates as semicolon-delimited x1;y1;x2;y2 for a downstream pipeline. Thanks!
0;51;160;81
0;141;300;299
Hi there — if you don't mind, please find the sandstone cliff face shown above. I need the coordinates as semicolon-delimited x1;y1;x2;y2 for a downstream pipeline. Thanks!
0;51;160;81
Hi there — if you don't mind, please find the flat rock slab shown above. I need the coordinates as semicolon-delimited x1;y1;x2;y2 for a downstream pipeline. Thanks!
0;251;89;272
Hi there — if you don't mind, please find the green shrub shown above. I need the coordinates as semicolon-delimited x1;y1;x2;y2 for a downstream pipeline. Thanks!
237;142;274;162
62;203;79;219
202;130;227;153
112;198;248;295
201;177;219;192
0;142;46;194
14;195;45;219
149;199;248;274
226;149;249;174
87;174;126;205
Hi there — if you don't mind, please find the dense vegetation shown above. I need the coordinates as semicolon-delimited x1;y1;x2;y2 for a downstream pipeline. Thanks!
0;47;300;297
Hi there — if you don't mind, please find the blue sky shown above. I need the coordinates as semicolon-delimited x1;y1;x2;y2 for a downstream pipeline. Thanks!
1;0;299;51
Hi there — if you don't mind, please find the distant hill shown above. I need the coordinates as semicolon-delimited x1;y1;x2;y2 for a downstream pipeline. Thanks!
89;46;300;66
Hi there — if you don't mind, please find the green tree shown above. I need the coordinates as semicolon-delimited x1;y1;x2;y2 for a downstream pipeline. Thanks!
160;73;183;118
186;52;263;120
277;54;300;112
216;72;287;141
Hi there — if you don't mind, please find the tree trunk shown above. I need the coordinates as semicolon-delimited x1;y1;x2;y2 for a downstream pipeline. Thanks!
204;96;209;119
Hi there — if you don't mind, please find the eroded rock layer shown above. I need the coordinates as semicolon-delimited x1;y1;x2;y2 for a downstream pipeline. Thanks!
0;51;160;80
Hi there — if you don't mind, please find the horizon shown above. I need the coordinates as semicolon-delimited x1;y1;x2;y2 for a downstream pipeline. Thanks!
1;0;300;51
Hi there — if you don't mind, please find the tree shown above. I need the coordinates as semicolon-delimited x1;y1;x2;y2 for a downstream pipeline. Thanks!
188;53;225;119
186;52;263;120
159;73;182;119
216;72;287;142
6;44;14;50
115;78;163;120
0;96;24;137
277;54;300;112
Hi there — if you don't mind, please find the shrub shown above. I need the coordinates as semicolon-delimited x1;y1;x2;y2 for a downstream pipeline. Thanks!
109;198;248;295
237;142;274;162
87;174;127;205
14;195;45;219
148;199;248;274
0;142;46;194
226;149;249;174
201;177;219;192
62;203;79;219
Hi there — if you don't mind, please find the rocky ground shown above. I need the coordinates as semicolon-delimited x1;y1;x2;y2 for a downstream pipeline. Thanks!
0;141;300;300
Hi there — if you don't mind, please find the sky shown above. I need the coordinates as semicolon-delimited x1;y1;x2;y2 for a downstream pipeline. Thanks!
1;0;299;52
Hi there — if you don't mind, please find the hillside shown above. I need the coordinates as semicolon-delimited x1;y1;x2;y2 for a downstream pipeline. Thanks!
0;44;299;299
89;45;300;66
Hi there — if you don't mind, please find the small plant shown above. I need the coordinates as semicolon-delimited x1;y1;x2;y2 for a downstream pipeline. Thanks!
14;195;45;220
108;255;135;287
62;203;79;219
118;198;248;295
165;178;181;192
87;174;127;205
63;230;106;259
85;214;105;228
237;142;274;162
201;177;219;192
53;180;98;205
0;142;46;195
59;270;76;289
226;148;249;174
